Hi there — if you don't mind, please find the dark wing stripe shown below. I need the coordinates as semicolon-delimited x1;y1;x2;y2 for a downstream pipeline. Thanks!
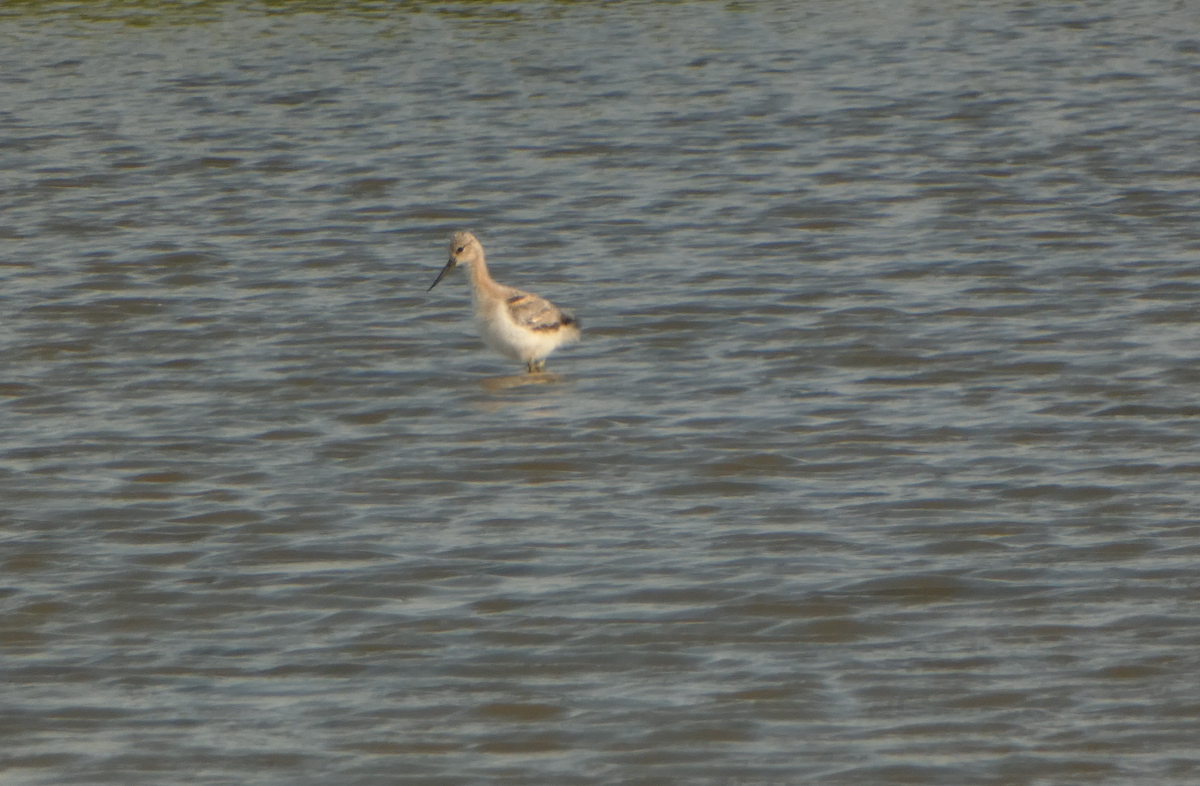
529;312;579;332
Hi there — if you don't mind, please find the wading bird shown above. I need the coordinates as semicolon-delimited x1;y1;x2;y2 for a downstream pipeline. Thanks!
428;231;580;373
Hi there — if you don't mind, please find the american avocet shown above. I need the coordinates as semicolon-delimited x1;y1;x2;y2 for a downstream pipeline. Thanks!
428;231;581;374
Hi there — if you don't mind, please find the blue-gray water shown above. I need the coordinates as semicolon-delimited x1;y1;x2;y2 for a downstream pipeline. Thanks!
3;2;1200;784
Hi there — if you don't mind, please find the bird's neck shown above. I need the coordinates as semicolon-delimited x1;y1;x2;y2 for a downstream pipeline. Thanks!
467;255;505;300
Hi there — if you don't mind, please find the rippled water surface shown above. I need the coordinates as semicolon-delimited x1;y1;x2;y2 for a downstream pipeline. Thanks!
3;1;1200;783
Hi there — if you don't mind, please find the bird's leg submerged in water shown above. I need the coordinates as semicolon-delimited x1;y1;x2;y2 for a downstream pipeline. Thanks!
527;359;546;374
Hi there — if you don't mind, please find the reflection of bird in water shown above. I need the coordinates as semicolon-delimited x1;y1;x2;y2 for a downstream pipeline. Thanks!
428;231;581;374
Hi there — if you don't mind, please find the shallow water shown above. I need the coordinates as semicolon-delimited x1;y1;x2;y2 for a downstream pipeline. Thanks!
3;1;1200;784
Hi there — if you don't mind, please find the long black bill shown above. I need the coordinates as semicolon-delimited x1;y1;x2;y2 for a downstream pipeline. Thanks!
427;258;456;292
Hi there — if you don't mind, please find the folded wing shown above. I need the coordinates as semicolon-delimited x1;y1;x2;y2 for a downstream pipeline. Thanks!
507;292;578;332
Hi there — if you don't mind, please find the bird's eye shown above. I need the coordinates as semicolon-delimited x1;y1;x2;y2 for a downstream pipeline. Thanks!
455;246;464;253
